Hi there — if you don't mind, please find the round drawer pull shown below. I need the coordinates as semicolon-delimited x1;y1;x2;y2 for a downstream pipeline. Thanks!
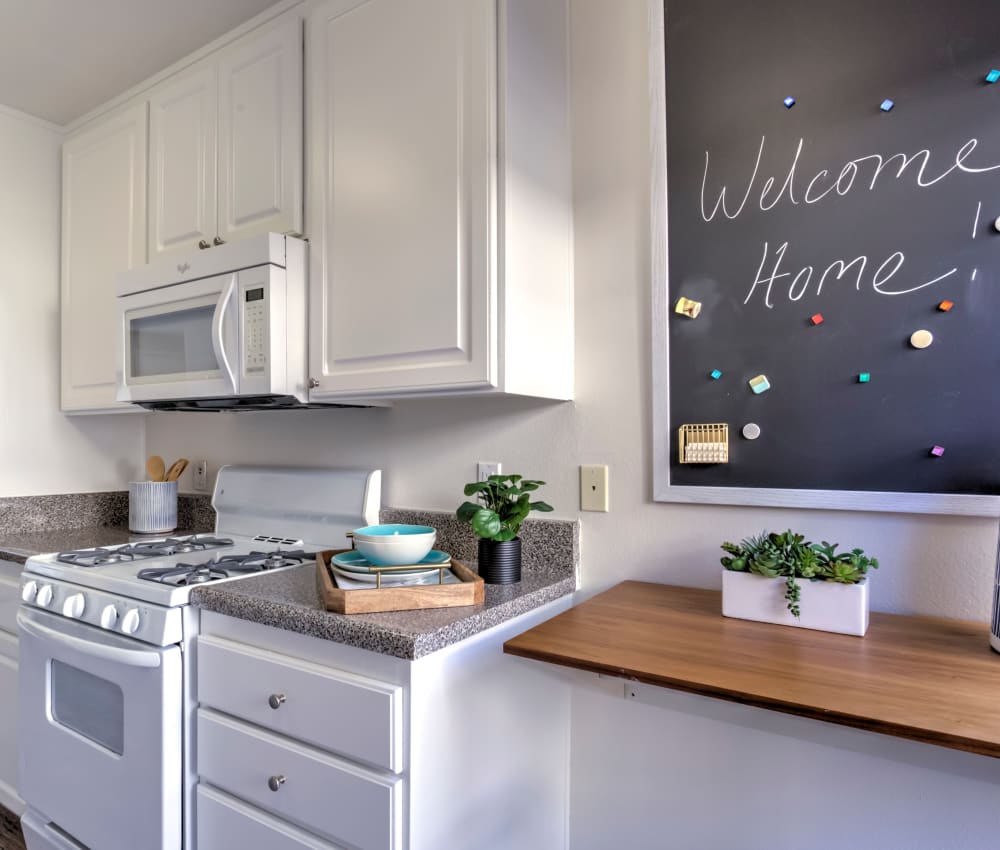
268;693;287;709
268;775;286;792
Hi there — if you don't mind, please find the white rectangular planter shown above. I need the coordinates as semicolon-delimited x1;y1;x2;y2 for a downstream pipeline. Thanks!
722;570;869;636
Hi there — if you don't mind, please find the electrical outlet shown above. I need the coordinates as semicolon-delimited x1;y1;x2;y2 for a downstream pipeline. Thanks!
477;461;502;482
580;464;609;511
193;460;209;492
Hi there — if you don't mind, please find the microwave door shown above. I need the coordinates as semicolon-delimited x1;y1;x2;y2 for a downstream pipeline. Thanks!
117;273;239;403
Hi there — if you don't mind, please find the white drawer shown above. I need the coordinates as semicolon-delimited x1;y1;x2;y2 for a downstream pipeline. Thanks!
197;634;403;772
197;784;344;850
0;571;20;636
197;709;402;850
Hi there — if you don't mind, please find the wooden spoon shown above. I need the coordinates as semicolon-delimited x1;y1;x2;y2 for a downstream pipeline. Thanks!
165;458;189;482
146;455;166;482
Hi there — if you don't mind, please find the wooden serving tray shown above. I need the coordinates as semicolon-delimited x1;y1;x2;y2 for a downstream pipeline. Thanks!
315;549;485;614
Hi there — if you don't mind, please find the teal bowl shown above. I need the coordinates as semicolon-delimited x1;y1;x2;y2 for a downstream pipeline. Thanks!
351;524;437;565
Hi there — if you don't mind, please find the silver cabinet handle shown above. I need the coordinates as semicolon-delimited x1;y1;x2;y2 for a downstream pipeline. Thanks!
213;236;225;246
198;239;210;249
308;378;320;389
268;693;286;709
268;775;286;792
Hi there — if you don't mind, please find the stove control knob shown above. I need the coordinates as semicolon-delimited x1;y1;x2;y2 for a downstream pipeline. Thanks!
100;605;119;629
21;580;38;602
62;593;86;618
36;585;53;607
121;608;141;635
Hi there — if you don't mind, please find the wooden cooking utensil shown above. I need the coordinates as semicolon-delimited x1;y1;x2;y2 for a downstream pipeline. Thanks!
146;455;166;482
165;458;189;482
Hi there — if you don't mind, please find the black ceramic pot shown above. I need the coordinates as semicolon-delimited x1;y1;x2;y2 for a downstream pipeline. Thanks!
477;537;522;584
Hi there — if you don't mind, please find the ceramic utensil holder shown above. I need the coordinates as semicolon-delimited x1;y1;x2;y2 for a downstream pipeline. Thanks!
129;481;178;534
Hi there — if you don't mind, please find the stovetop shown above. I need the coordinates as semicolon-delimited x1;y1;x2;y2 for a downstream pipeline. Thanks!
19;466;380;644
23;534;333;607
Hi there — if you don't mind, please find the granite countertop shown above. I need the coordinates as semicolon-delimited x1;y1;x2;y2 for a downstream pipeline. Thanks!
0;526;207;565
192;509;580;660
0;491;216;564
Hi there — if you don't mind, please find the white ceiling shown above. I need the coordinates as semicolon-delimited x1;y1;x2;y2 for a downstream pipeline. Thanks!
0;0;282;125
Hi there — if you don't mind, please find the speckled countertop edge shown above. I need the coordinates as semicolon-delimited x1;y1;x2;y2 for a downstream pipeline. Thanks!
192;509;580;660
0;492;215;564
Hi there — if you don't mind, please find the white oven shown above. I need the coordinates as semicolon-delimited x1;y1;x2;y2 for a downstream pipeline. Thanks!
17;607;183;850
115;233;311;411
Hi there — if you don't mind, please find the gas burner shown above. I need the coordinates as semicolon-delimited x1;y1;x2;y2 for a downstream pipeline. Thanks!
234;550;314;570
58;547;137;567
55;535;235;568
136;563;231;586
136;550;314;586
142;535;235;556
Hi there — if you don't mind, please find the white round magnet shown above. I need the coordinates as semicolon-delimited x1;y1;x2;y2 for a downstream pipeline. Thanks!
742;423;761;440
909;329;933;349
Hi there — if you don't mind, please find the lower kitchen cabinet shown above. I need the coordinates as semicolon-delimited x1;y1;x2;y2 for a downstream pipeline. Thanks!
0;561;22;814
195;600;572;850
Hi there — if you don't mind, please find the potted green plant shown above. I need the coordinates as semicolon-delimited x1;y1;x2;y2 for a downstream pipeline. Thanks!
720;530;879;636
456;474;553;583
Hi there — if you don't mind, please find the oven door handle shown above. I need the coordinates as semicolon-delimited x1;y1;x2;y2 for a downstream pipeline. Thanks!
17;610;162;669
212;274;237;393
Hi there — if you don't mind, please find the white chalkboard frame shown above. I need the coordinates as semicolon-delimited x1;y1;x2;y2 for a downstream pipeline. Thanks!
648;0;1000;517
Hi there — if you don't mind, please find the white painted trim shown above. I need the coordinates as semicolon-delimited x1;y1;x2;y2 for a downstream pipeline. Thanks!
0;101;62;135
63;0;304;133
647;0;1000;518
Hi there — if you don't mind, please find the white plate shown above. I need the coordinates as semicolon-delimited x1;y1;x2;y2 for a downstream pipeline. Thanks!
330;564;458;587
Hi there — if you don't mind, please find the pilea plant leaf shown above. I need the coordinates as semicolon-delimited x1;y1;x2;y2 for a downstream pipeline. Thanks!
456;475;553;542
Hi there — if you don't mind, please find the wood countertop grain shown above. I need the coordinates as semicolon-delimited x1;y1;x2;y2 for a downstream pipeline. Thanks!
503;581;1000;758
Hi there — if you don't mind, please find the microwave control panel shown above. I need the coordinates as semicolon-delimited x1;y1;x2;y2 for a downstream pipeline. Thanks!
243;285;267;374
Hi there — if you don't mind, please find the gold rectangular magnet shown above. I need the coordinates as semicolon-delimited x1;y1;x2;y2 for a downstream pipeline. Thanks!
674;296;702;319
678;423;729;463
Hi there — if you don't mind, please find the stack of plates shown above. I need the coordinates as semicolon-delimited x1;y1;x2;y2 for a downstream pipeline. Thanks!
329;549;451;586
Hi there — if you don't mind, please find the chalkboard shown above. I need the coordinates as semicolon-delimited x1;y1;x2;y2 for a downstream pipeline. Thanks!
651;0;1000;514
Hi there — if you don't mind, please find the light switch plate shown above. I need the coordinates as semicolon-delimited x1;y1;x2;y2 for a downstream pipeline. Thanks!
580;464;609;512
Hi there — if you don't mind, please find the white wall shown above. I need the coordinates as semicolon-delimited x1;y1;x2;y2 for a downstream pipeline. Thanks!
145;1;1000;847
1;105;143;497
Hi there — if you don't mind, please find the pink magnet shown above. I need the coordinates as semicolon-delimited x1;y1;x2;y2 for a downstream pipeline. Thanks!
930;445;945;457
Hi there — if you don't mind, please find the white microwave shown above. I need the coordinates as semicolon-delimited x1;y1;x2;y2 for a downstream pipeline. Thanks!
116;234;327;411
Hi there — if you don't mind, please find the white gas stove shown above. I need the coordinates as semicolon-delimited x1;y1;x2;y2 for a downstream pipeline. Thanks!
17;465;380;850
20;465;380;646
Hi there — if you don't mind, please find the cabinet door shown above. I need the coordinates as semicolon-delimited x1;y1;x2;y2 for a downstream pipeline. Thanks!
217;16;303;244
149;63;218;258
0;635;19;813
307;0;495;396
61;103;147;412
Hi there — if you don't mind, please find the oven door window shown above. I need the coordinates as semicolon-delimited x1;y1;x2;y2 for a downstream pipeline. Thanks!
51;659;125;755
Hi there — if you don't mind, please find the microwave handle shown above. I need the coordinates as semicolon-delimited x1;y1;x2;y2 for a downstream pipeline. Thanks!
17;610;162;669
212;275;237;392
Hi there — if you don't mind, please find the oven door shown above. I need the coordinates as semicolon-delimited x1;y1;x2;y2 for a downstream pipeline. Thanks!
17;607;183;850
117;272;240;403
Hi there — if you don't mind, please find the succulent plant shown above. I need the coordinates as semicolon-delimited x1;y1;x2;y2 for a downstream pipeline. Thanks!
720;530;878;617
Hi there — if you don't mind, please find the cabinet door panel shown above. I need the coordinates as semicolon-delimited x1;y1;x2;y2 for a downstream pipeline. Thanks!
308;0;495;395
61;102;147;411
218;16;303;243
198;709;402;850
149;64;218;257
197;785;343;850
0;644;19;812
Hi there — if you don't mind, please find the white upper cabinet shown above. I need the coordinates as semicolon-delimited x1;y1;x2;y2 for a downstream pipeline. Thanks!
306;0;573;400
61;102;147;413
149;64;218;257
149;14;303;259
